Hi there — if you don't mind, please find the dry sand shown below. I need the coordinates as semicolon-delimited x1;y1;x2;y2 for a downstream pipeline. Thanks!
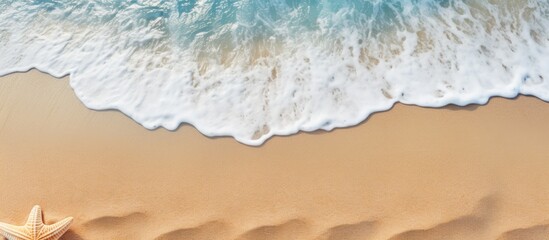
0;70;549;240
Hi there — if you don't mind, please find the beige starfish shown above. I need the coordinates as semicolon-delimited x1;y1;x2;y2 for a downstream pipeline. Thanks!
0;205;73;240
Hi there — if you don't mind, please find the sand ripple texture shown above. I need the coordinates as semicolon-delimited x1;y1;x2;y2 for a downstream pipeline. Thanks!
46;196;548;240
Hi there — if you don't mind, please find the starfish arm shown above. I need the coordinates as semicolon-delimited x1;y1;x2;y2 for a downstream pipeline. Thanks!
38;217;73;240
0;223;31;240
25;205;44;238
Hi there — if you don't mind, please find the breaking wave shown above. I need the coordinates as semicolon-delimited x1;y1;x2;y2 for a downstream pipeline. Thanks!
0;0;547;145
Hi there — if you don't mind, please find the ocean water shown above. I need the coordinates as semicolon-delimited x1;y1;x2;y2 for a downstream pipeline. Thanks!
0;0;547;145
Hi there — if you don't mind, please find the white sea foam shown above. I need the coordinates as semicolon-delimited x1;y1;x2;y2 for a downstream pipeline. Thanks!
0;0;547;145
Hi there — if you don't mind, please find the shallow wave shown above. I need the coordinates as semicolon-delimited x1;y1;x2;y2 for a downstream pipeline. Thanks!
0;0;547;145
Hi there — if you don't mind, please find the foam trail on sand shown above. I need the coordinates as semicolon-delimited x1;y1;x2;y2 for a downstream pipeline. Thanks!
0;0;547;145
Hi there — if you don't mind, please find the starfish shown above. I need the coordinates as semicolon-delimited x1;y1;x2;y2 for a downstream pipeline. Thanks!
0;205;73;240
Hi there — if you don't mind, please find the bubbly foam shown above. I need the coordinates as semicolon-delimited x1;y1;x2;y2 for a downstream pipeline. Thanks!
0;0;547;145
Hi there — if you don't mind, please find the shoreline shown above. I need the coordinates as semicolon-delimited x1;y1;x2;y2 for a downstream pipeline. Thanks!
4;68;546;148
1;70;549;239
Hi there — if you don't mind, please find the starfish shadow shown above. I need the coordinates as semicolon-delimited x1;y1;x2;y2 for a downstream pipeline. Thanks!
59;230;84;240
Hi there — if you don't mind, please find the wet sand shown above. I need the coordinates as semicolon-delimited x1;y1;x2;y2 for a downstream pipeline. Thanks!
1;70;549;239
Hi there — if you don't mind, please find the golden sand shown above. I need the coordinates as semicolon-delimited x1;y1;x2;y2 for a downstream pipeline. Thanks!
0;70;549;239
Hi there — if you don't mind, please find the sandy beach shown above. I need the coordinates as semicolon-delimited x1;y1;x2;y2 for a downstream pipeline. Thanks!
1;70;549;239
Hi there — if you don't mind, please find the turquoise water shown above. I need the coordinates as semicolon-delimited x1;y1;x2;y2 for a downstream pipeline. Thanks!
0;0;547;145
8;0;449;49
